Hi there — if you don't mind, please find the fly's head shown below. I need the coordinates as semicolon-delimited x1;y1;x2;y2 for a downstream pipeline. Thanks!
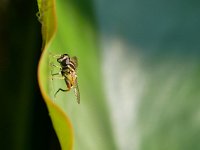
57;54;70;67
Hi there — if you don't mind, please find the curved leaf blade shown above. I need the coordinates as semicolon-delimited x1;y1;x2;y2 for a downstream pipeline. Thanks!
37;0;74;149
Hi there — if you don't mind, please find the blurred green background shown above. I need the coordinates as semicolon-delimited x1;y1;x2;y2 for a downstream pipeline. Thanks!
1;0;200;150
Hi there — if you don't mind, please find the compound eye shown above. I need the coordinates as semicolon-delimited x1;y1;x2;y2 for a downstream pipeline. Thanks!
63;54;69;57
59;58;69;66
61;54;69;60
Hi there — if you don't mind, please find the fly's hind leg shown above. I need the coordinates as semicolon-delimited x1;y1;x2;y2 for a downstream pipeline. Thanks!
51;72;70;98
54;88;69;98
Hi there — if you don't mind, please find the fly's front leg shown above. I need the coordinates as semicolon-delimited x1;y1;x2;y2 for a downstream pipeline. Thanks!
50;62;62;69
49;61;62;81
49;53;62;73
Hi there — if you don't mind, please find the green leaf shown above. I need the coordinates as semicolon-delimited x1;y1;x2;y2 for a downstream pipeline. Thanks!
37;0;200;150
37;0;116;149
37;0;73;149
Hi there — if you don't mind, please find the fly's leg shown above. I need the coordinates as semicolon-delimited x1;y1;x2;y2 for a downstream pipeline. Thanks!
51;72;70;98
49;55;62;80
50;71;65;100
51;72;61;76
51;76;65;80
54;88;70;98
48;52;66;100
49;62;62;79
48;52;62;74
51;72;63;80
50;63;61;69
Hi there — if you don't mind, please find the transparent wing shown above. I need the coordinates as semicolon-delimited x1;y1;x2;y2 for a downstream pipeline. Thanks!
74;78;80;104
71;56;79;103
71;56;78;68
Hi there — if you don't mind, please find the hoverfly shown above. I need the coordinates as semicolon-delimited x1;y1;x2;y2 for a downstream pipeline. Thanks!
50;53;80;104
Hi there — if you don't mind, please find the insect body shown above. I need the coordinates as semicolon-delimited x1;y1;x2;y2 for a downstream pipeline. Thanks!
51;54;80;104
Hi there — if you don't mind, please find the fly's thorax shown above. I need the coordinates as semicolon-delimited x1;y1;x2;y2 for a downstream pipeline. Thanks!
62;66;77;81
62;64;75;73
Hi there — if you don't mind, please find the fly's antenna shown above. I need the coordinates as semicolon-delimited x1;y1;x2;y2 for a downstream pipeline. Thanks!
48;52;62;59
